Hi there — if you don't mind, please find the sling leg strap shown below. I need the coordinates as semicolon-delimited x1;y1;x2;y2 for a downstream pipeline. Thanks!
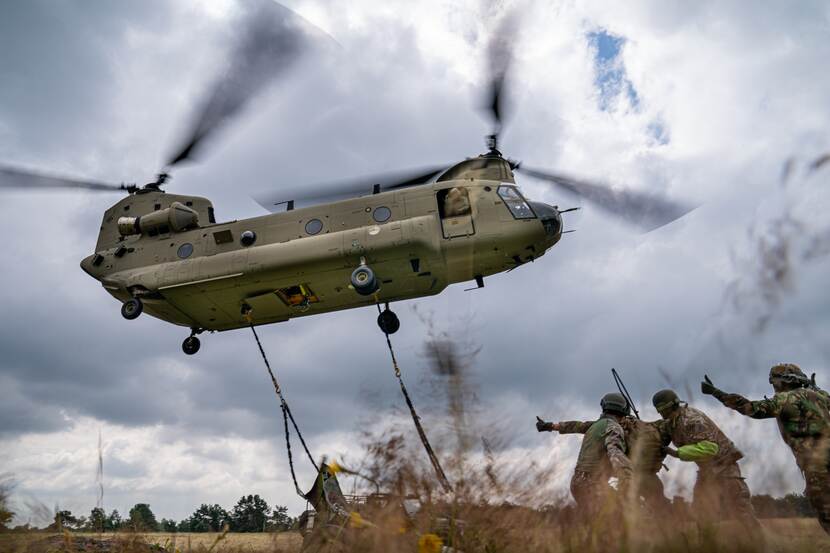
249;323;318;498
376;304;452;493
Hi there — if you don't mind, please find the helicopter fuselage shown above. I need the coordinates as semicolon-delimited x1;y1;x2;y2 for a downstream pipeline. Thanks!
81;160;562;334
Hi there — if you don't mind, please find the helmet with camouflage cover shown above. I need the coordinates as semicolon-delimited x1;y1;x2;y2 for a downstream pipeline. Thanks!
652;389;680;418
600;392;630;416
769;363;809;391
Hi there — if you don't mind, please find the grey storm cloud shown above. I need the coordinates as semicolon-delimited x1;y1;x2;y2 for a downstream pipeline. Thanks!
1;0;829;521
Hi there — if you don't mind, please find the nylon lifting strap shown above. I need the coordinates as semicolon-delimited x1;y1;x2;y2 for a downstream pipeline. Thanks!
249;323;319;498
376;304;452;493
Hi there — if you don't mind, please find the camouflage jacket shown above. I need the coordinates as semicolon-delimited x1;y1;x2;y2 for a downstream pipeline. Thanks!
713;387;830;472
571;415;633;480
559;417;669;474
662;406;743;468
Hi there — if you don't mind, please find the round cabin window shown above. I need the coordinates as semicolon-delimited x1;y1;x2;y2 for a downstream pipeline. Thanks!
240;230;256;247
177;243;194;259
373;206;391;223
305;219;323;235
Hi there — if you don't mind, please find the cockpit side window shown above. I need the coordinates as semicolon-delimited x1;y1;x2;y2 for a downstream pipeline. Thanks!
497;186;536;219
437;187;471;218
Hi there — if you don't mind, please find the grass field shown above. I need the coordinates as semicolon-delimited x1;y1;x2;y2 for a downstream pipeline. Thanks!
0;531;302;552
3;519;830;552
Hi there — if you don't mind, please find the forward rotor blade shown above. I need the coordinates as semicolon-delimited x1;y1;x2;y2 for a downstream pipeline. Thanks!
165;1;309;168
518;166;695;232
255;165;448;212
0;165;130;192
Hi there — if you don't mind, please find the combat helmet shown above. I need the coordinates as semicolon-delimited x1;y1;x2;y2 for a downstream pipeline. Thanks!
769;363;809;390
600;392;630;416
652;389;680;416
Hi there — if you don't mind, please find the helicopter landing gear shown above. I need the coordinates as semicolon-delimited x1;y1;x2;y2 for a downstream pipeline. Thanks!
377;304;400;335
121;298;143;320
351;262;378;296
182;330;201;355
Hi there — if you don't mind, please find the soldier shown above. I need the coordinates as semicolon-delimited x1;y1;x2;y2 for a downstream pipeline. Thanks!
537;393;633;515
701;363;830;534
543;415;671;514
652;389;762;532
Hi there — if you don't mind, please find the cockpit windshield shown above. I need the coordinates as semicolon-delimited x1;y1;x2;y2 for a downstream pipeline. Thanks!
497;186;536;219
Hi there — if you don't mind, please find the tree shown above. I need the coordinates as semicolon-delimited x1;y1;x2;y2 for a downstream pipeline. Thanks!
267;505;293;532
160;518;178;532
87;507;107;532
189;504;230;533
128;503;158;531
0;481;13;532
783;492;816;517
49;510;79;531
230;495;270;532
107;509;122;531
176;518;192;532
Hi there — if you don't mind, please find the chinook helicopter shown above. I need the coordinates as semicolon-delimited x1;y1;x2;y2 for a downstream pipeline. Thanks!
0;2;692;355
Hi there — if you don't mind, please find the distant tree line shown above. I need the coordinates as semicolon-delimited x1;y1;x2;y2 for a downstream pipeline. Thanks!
1;495;294;533
2;491;815;533
751;493;816;518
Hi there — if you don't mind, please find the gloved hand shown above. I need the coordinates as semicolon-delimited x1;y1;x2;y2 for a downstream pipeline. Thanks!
536;416;554;432
664;446;680;458
701;374;720;396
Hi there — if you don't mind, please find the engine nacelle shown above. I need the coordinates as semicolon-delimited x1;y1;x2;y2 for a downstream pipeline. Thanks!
117;201;199;236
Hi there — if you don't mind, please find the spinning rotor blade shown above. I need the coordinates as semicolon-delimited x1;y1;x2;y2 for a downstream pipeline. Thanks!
0;165;132;193
255;165;448;212
518;166;695;232
165;0;310;168
483;9;519;145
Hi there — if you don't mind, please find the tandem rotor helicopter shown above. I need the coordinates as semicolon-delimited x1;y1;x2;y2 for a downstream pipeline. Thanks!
0;2;692;355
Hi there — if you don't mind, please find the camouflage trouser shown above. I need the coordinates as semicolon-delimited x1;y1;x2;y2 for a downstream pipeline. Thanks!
570;470;618;518
633;472;670;514
804;469;830;535
693;463;761;532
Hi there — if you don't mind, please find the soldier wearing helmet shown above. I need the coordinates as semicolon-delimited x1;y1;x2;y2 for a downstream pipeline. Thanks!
541;412;671;516
652;389;761;532
537;393;633;515
702;363;830;534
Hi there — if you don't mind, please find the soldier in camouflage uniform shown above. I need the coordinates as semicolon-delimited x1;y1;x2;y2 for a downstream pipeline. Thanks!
544;415;671;514
702;363;830;534
652;389;762;532
537;393;633;515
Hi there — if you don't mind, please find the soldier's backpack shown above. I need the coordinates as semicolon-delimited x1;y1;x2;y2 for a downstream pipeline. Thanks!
623;419;669;473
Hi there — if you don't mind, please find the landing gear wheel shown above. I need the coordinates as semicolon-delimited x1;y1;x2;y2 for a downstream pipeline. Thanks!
182;336;201;355
351;265;378;296
121;298;143;320
377;308;400;335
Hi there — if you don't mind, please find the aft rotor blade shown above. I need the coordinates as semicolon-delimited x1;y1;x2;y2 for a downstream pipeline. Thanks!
165;1;310;168
255;165;448;212
483;9;519;140
0;165;130;192
518;166;695;232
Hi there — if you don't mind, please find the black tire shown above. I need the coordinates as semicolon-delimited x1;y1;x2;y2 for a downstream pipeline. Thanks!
377;309;400;335
121;298;143;320
182;336;201;355
350;265;378;296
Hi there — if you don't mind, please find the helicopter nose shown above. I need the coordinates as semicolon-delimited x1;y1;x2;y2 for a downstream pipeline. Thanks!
528;201;562;240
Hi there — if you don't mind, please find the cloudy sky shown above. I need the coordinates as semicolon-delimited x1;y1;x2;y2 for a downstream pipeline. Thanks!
1;0;829;524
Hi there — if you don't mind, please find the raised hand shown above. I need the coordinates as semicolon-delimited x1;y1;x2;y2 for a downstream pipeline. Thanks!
701;374;718;396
